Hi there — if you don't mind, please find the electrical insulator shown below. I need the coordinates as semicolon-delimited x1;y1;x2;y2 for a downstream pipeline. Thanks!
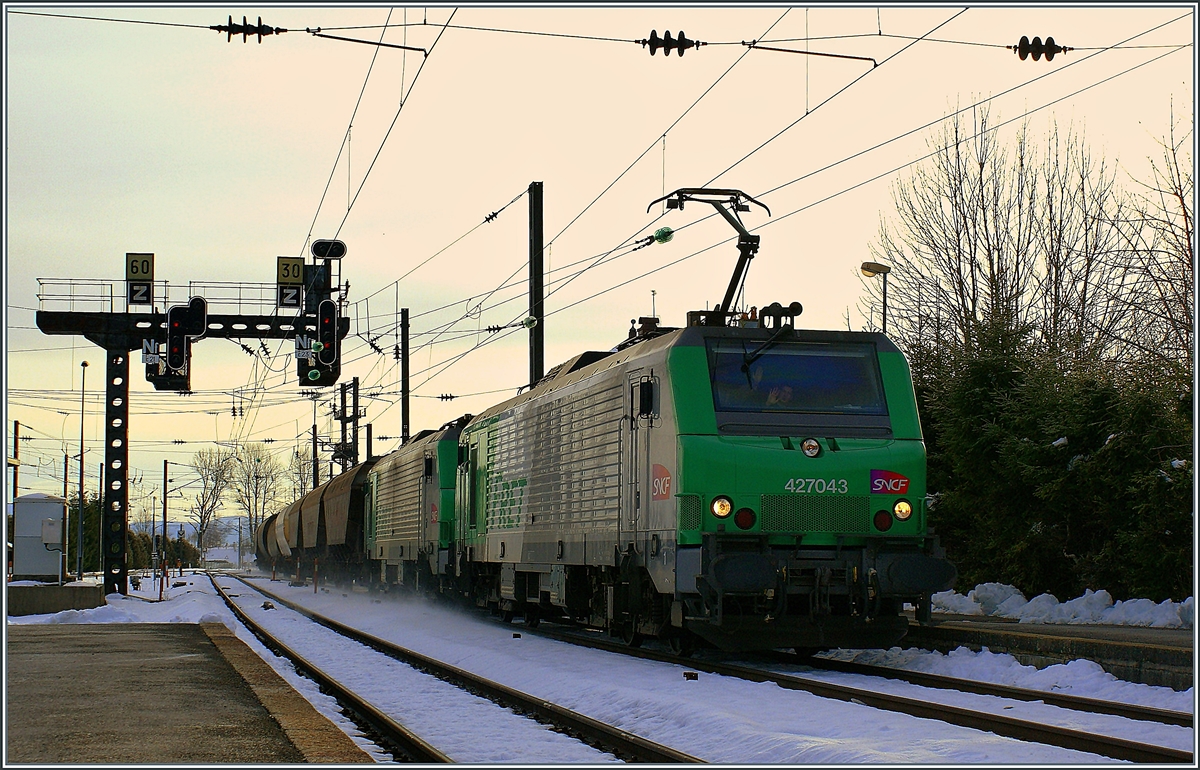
1011;35;1071;61
210;15;287;44
640;29;706;57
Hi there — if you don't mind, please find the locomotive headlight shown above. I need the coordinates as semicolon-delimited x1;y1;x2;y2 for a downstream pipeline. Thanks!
801;438;820;458
711;496;733;518
893;499;913;521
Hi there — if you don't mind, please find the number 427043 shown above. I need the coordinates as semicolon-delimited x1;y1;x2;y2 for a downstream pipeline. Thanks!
784;478;848;494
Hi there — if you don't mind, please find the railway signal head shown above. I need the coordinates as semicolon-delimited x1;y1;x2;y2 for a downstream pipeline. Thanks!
311;239;347;260
317;299;339;366
298;299;341;387
165;297;207;372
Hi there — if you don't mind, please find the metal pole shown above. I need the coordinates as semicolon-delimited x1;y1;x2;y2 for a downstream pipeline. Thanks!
162;460;168;600
366;423;373;462
528;181;545;388
78;360;87;582
62;450;68;580
98;460;104;574
339;382;348;472
312;422;319;491
63;453;68;584
882;271;888;334
351;376;360;466
401;308;410;444
12;420;19;500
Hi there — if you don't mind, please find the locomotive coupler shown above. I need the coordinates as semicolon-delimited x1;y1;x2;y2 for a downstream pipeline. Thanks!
808;565;833;618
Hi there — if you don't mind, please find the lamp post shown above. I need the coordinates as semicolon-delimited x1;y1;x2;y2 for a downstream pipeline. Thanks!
236;515;244;570
860;261;892;334
77;360;88;582
160;460;188;598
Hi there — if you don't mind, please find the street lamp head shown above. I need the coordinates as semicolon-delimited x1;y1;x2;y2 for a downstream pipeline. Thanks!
860;261;891;278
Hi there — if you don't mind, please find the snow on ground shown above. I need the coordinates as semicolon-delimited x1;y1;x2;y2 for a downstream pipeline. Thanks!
7;571;1196;764
931;583;1195;628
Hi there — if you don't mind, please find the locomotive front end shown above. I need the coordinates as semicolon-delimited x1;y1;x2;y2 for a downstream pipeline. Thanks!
669;321;956;652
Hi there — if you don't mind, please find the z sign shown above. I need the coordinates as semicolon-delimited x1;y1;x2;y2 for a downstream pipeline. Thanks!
870;470;910;494
278;285;301;308
128;283;151;305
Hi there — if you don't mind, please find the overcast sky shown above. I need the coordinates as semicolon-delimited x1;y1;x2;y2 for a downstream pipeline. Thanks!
5;4;1194;518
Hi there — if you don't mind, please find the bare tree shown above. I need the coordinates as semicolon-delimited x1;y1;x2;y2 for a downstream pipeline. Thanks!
287;446;318;504
1033;121;1133;364
230;442;285;536
865;108;1143;372
1116;108;1193;384
127;475;158;536
865;106;1040;362
187;447;234;561
200;517;229;553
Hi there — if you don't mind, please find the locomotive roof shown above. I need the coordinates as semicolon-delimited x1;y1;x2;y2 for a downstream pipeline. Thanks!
463;321;903;430
466;326;685;426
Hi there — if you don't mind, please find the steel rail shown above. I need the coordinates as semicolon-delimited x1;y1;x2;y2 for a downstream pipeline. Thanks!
521;626;1193;764
208;575;451;763
795;654;1193;727
228;574;702;764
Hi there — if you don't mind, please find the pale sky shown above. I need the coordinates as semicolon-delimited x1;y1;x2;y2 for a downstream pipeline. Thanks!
4;4;1194;519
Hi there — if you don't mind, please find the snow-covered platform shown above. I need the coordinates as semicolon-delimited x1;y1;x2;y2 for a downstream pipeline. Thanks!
5;622;372;764
904;614;1193;690
7;583;105;616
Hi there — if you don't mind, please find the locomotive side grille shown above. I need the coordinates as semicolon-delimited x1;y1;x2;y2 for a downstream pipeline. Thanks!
374;454;424;542
760;495;871;534
677;494;702;531
488;379;624;530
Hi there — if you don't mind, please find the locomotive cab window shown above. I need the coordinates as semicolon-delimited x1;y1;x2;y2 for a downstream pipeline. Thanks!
707;339;892;436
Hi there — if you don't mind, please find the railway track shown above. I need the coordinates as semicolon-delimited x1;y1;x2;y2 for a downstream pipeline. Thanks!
209;574;449;762
795;654;1193;727
212;574;700;764
517;625;1193;764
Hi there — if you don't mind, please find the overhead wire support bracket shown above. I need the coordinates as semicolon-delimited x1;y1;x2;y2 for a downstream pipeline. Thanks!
743;39;877;67
305;27;428;56
647;188;770;322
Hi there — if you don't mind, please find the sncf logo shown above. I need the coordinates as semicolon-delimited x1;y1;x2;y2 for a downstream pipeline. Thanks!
651;464;673;500
870;470;910;494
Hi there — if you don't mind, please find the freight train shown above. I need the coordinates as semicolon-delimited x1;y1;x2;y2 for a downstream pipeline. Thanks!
255;188;957;654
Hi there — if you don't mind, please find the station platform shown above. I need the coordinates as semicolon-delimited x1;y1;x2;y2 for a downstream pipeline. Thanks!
6;622;372;764
905;614;1195;690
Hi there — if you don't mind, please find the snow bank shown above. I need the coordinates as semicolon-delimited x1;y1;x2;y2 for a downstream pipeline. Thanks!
932;584;1194;629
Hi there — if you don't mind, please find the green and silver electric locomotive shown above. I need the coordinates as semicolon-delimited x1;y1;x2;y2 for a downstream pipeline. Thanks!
448;187;954;652
451;304;955;652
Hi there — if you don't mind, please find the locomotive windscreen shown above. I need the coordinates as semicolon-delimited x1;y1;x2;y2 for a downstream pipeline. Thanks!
707;340;887;415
